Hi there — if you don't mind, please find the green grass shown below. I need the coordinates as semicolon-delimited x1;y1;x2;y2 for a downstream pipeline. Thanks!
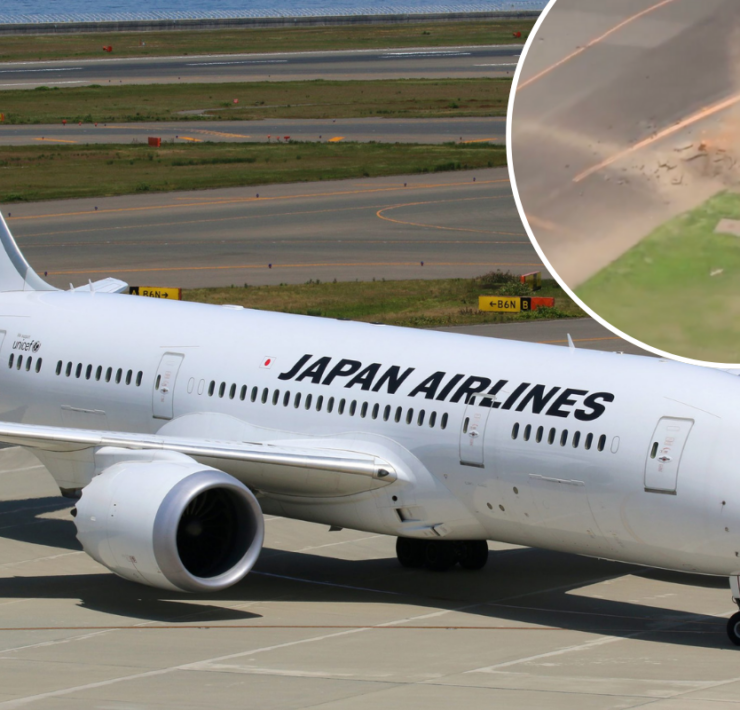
577;191;740;362
0;78;510;124
185;273;584;329
0;141;506;202
0;20;533;63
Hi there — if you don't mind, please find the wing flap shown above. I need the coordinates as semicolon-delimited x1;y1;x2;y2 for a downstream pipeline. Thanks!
0;421;397;487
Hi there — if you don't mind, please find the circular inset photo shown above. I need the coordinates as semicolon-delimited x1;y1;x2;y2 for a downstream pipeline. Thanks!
509;0;740;364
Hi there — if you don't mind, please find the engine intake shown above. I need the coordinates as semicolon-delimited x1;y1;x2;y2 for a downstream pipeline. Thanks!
75;454;264;592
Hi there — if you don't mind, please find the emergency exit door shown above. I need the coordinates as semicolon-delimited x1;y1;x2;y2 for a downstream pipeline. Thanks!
644;417;694;494
153;352;184;420
460;398;491;468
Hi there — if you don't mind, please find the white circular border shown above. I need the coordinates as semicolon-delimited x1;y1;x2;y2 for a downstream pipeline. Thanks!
505;0;739;369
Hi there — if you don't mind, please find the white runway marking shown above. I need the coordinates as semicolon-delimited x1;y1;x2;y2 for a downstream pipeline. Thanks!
0;68;82;74
186;60;288;66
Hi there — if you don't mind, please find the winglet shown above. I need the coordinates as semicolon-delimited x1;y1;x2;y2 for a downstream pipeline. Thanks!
567;333;576;350
0;211;57;292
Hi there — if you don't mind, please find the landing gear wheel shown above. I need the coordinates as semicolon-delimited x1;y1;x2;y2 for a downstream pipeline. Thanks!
727;612;740;646
425;540;457;571
457;540;489;570
396;537;426;568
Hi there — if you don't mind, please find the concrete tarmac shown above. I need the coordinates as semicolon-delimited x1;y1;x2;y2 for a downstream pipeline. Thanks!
3;168;539;289
510;0;740;286
1;321;738;710
2;117;505;146
0;45;521;89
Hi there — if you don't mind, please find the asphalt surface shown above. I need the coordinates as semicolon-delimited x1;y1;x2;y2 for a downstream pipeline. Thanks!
0;45;521;89
510;0;740;286
2;320;739;709
1;117;505;146
3;168;538;289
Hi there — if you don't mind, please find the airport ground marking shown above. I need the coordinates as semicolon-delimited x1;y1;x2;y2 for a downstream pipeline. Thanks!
33;138;77;144
328;136;344;142
48;261;543;277
6;178;508;222
518;0;680;91
177;136;203;142
573;90;740;183
377;197;525;237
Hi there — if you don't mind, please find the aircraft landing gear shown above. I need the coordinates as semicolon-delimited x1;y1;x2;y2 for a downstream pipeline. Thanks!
728;578;740;646
396;538;488;571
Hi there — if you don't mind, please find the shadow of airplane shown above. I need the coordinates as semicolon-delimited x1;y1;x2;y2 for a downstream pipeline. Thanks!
0;495;732;648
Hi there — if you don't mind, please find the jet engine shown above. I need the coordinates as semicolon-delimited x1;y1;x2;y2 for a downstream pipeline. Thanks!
74;455;264;592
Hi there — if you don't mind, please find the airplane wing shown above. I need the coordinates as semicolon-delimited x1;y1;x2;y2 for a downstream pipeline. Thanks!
0;421;397;496
70;278;129;294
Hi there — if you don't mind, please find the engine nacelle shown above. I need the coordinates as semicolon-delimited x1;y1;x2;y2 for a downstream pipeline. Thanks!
75;454;264;592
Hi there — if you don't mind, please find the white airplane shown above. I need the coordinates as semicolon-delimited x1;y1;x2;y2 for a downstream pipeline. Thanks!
0;213;738;645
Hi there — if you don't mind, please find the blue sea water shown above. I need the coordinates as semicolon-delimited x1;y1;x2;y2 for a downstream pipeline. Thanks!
0;0;544;24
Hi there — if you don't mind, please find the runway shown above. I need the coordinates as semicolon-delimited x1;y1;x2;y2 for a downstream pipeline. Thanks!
1;117;505;146
3;168;537;289
0;45;521;89
1;318;738;710
510;0;740;286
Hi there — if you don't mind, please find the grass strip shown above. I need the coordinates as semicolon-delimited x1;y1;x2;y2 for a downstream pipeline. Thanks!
185;272;584;329
0;20;533;63
0;141;505;202
0;78;509;124
576;191;740;363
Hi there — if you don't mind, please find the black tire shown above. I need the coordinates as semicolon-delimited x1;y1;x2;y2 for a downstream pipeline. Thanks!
458;540;489;570
396;537;426;568
425;540;457;571
727;611;740;646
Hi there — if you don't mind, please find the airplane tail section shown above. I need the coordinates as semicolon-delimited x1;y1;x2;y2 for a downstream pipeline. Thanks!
0;211;57;292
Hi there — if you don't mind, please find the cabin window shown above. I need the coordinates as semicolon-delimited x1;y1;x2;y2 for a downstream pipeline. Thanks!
650;441;658;459
406;408;414;425
228;383;236;399
294;392;301;408
250;386;258;402
283;391;291;407
338;398;346;415
611;436;620;454
272;389;280;405
197;379;205;395
383;405;391;422
597;434;607;452
115;368;122;384
585;433;593;450
85;364;92;379
66;361;72;377
155;374;161;390
35;358;42;373
305;393;312;410
547;427;555;445
417;410;425;426
372;403;379;420
261;388;268;404
361;402;368;418
535;426;543;443
26;357;32;372
523;424;531;441
395;406;403;423
462;418;469;434
208;381;215;396
240;385;247;401
95;365;102;381
349;400;357;416
429;411;437;428
559;430;568;447
55;360;61;375
512;423;519;440
74;362;81;377
327;396;335;413
7;354;13;369
316;395;324;411
219;382;226;398
105;367;112;382
441;413;448;430
136;371;142;387
126;370;133;385
572;431;581;448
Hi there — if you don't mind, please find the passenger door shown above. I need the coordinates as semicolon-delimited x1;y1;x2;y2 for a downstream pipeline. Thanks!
459;397;491;468
644;417;694;494
152;352;184;420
